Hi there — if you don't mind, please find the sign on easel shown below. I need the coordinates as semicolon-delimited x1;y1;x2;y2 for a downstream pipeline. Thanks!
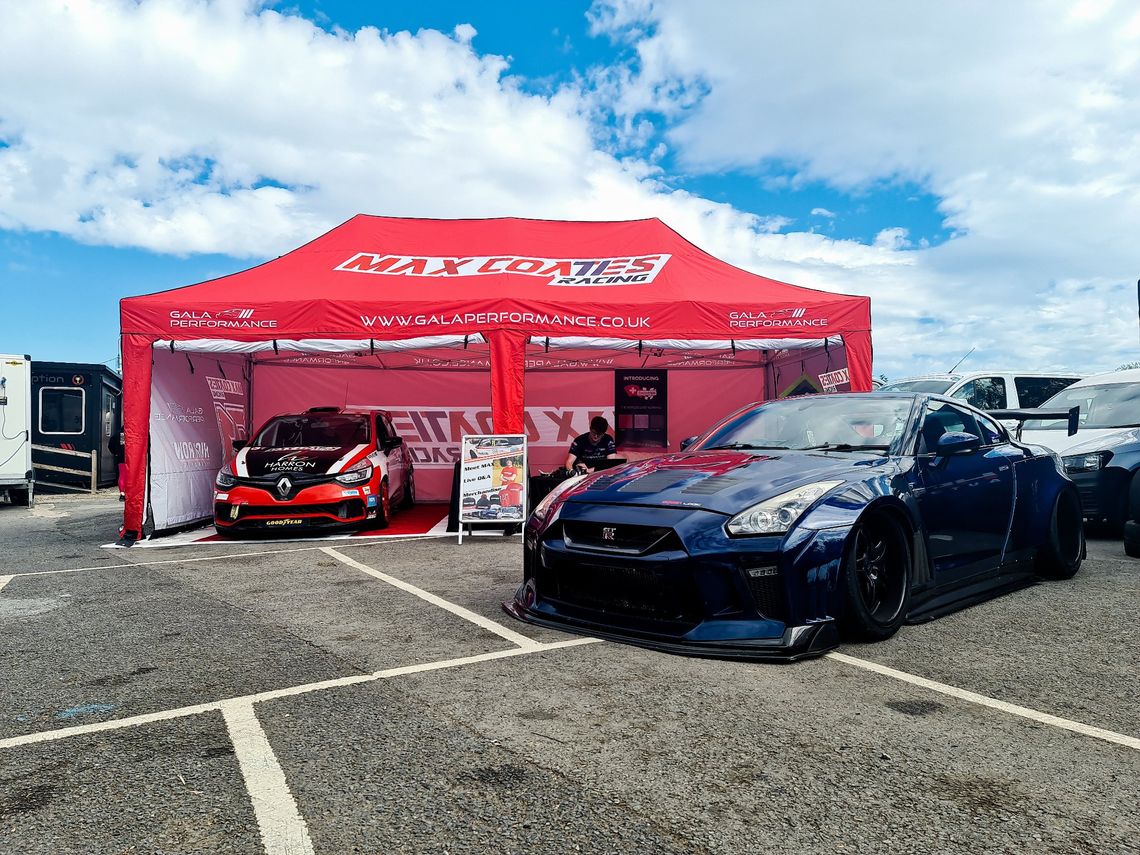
458;434;527;543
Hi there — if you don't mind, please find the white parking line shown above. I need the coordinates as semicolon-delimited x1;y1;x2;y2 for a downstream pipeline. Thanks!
826;651;1140;752
0;638;601;752
3;539;435;579
222;702;315;855
320;546;543;650
0;575;12;593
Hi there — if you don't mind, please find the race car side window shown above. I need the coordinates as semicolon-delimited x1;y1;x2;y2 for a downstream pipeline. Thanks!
374;415;390;442
918;401;982;454
974;412;1006;446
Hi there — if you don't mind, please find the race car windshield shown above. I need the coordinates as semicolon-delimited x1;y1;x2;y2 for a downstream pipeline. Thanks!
1024;383;1140;430
254;414;370;448
879;379;955;393
700;396;912;453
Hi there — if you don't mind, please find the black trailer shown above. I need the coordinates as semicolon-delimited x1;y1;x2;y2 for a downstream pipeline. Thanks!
31;362;122;492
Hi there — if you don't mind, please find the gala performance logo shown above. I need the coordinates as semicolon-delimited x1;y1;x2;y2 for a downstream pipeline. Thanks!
728;307;828;329
623;384;658;401
168;308;278;330
335;253;671;287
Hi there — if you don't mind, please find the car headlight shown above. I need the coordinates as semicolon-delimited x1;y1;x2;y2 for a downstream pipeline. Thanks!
215;469;236;489
1062;451;1110;473
532;473;587;523
336;459;373;485
725;480;843;536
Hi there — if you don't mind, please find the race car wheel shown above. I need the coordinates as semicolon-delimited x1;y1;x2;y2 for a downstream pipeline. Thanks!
838;512;911;642
1036;488;1084;579
1123;520;1140;559
399;469;416;509
370;478;391;530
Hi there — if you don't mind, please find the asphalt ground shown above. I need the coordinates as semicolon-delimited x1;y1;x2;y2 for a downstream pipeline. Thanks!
0;493;1137;854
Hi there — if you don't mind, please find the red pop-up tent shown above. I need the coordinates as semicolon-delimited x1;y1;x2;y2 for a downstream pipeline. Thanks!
119;216;872;539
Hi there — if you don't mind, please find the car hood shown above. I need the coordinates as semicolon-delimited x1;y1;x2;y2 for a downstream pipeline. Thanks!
236;444;365;477
565;449;892;514
1020;427;1139;455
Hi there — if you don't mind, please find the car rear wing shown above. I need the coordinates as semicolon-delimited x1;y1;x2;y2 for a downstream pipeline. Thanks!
987;406;1080;440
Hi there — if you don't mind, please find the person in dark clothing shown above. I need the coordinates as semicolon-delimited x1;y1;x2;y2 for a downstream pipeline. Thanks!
564;416;617;473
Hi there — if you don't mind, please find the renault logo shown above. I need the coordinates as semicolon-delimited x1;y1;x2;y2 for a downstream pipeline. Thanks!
602;526;617;541
276;476;292;497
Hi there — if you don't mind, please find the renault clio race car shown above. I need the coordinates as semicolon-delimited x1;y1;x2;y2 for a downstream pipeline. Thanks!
505;393;1083;661
213;407;415;534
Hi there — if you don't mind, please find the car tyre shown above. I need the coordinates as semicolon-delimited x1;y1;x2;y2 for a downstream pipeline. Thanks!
837;513;911;642
9;485;32;507
1035;488;1084;579
1123;520;1140;558
368;478;391;530
399;468;416;509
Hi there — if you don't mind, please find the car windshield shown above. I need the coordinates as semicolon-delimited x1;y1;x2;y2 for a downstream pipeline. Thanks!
697;396;913;453
879;379;955;393
1024;383;1140;430
254;414;370;447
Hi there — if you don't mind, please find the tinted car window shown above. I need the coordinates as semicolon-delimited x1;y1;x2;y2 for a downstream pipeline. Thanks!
918;401;982;454
1015;376;1079;408
952;376;1007;410
975;413;1005;445
254;414;370;447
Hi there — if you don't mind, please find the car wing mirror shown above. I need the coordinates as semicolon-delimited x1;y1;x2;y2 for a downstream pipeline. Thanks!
383;436;404;450
232;439;247;452
679;435;698;450
936;431;981;456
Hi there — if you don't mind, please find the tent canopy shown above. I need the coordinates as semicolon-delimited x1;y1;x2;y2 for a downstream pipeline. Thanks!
119;216;872;538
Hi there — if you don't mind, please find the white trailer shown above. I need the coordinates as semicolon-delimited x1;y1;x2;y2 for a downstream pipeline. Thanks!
0;354;34;506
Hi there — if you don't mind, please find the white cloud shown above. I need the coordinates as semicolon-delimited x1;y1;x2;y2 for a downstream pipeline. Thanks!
810;207;836;218
0;0;1137;379
590;0;1140;377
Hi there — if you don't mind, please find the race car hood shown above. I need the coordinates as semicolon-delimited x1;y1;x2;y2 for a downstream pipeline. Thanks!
564;449;893;515
235;444;368;477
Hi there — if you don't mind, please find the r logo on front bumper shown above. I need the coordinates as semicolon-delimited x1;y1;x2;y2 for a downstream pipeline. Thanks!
276;476;292;497
602;527;617;541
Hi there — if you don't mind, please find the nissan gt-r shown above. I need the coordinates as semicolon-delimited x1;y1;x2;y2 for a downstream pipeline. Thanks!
213;406;415;534
504;393;1084;661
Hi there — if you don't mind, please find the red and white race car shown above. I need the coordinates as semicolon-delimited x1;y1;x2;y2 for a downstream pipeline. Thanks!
213;407;415;535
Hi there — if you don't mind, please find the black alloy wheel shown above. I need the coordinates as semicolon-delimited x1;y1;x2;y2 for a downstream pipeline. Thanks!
1035;488;1084;579
838;513;911;641
373;478;391;529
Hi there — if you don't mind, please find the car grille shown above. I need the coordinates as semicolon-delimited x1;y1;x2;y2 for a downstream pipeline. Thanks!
741;566;788;622
537;561;699;625
216;500;365;521
561;521;677;554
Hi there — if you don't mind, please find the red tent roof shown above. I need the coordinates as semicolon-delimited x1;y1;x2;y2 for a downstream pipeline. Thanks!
121;215;869;342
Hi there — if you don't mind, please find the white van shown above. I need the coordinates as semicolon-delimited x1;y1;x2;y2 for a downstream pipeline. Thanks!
0;354;33;506
879;371;1082;411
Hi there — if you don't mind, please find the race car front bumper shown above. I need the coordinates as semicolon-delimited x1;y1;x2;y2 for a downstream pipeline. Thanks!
214;482;377;531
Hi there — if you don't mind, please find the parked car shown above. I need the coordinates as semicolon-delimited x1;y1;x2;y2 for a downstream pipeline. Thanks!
1020;369;1140;531
505;393;1083;661
879;371;1081;411
213;406;415;534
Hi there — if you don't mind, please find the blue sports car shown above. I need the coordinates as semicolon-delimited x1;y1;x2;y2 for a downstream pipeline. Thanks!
504;393;1084;661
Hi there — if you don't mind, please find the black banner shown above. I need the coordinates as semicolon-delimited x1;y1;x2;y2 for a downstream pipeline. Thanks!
615;370;668;449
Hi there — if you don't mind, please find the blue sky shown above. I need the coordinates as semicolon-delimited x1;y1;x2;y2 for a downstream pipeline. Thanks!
0;1;1136;377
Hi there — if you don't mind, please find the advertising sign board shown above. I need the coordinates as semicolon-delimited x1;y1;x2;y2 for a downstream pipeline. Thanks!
458;434;527;540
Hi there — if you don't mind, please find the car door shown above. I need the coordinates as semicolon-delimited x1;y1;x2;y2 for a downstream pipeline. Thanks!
913;400;1016;581
378;413;407;495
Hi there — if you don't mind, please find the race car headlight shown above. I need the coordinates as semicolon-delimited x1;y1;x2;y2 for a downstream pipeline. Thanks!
1062;451;1110;473
725;480;843;536
215;469;236;489
335;459;373;485
531;473;587;523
